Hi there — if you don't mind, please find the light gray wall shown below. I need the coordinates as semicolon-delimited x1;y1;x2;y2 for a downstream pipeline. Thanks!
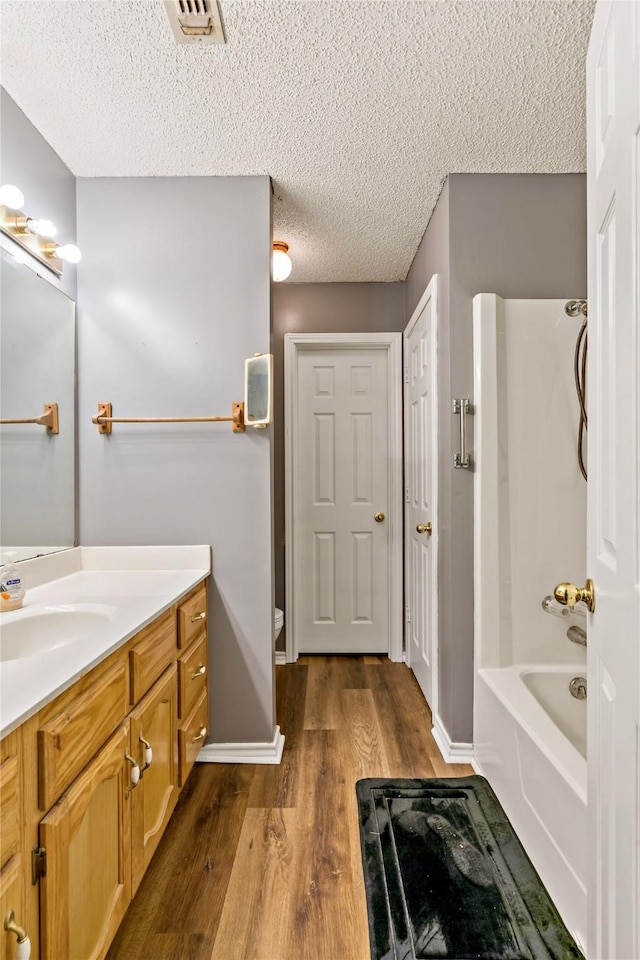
405;173;587;744
77;176;275;745
1;88;77;300
271;281;406;650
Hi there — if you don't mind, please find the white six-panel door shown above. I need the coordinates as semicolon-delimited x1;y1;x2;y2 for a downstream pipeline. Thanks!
587;2;640;957
285;335;402;658
404;277;438;711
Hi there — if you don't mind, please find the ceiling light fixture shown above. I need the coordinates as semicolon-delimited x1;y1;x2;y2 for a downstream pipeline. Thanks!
272;241;292;282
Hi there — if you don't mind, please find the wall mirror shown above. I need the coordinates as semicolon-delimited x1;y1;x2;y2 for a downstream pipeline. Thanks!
245;353;273;426
0;249;76;560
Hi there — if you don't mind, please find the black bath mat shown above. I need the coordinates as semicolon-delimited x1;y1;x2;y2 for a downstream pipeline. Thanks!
357;777;583;960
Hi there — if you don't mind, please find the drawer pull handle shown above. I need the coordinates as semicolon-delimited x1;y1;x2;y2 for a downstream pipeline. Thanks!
125;750;140;796
192;726;207;743
190;611;207;623
191;664;207;679
4;910;31;959
139;734;153;769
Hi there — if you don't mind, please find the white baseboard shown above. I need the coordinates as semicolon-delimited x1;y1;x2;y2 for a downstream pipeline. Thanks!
431;713;474;764
275;650;287;665
197;725;285;765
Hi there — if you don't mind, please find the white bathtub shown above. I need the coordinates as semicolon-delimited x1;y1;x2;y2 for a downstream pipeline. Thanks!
474;665;587;949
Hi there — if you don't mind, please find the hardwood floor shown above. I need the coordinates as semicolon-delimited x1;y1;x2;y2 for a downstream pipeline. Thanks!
108;656;473;960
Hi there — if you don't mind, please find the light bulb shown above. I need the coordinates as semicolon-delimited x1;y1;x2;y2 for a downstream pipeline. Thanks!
27;218;57;239
272;241;292;282
56;244;82;264
0;184;25;210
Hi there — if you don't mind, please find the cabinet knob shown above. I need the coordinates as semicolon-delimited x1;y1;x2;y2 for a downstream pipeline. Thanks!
192;726;207;743
191;664;207;680
190;611;207;623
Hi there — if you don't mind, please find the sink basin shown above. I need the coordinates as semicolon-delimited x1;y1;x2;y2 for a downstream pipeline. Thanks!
0;604;118;662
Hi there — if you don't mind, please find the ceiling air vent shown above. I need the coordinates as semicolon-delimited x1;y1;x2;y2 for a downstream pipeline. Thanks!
163;0;226;45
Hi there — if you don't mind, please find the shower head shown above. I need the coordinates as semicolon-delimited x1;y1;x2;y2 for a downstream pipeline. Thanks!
565;299;588;319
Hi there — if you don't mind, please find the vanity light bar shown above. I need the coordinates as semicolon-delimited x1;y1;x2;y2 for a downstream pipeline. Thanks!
0;186;81;276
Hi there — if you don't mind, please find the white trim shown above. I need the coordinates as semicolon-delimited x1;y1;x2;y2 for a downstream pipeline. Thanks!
274;650;287;665
431;712;474;764
197;725;285;764
284;332;403;663
471;757;483;777
403;275;439;718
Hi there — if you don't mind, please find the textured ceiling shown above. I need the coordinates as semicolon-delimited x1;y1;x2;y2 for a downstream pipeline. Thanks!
1;0;594;282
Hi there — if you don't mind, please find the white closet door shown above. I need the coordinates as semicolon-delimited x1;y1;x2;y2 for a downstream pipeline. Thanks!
586;2;640;956
294;346;391;654
404;277;438;710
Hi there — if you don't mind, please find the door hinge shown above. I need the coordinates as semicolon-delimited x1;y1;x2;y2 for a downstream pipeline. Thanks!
405;605;411;623
404;367;409;384
32;845;47;884
405;486;410;504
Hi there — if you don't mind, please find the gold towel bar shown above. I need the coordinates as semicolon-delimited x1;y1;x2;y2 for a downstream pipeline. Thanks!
0;402;59;434
92;402;245;434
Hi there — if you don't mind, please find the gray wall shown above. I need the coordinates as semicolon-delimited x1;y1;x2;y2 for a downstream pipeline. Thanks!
405;173;587;744
271;281;406;650
1;89;77;300
77;176;275;745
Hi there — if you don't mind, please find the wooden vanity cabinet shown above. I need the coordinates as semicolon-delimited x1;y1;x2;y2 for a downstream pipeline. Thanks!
0;577;209;960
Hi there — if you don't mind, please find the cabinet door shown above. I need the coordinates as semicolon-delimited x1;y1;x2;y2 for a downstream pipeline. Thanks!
39;723;131;960
0;733;29;960
129;664;178;894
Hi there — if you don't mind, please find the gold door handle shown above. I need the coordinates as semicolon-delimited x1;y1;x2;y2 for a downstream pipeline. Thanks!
374;512;385;523
416;523;432;535
554;578;595;613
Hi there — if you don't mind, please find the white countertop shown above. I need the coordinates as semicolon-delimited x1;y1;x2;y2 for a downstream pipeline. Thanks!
0;546;211;738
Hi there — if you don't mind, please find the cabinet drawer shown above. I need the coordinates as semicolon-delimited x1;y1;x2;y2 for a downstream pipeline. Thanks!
177;584;207;650
38;660;128;811
178;632;208;720
129;610;176;705
178;688;208;787
0;743;20;869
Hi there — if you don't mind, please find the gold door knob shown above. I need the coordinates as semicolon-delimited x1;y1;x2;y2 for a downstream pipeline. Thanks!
554;578;595;613
416;523;433;535
374;512;385;523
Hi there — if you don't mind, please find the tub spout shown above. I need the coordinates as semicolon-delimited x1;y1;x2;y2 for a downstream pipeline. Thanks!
567;625;587;647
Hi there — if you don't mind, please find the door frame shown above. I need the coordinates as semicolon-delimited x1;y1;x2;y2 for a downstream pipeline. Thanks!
403;276;439;719
284;332;403;663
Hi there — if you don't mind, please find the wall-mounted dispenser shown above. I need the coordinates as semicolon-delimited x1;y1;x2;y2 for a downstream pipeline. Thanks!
244;353;273;428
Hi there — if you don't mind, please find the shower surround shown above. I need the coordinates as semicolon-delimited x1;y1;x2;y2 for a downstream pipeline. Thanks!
472;295;588;950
